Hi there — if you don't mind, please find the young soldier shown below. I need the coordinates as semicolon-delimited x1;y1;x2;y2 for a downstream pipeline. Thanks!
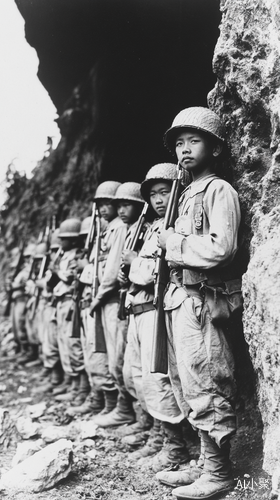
50;218;89;404
121;164;189;473
66;214;112;417
88;181;130;419
9;243;36;362
92;181;145;427
157;107;241;499
32;229;64;392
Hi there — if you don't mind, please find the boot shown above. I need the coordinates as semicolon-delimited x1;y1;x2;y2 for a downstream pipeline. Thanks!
150;422;189;473
18;344;39;365
129;419;163;461
70;371;91;406
51;361;64;386
92;390;135;427
54;376;80;402
156;431;204;486
172;431;234;499
66;389;105;416
52;374;72;396
91;389;119;421
115;407;153;438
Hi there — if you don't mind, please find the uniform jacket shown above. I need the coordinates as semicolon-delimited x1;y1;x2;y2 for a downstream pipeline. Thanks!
95;216;127;303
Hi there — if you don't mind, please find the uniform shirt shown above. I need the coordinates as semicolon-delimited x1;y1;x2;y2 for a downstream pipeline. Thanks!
11;264;30;299
95;216;127;303
128;218;163;306
53;248;78;298
165;174;241;269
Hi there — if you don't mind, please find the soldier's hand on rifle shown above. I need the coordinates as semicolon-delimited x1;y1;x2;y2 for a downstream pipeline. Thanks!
118;269;129;287
158;227;175;250
89;298;101;317
122;249;137;265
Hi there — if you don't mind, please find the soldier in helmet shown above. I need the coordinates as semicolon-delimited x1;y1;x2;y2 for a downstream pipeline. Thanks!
91;182;146;427
157;107;241;499
88;181;129;418
31;229;64;392
119;165;190;472
9;242;35;360
49;218;89;404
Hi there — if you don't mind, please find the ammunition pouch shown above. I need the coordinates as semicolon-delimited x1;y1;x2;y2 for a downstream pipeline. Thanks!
201;279;243;325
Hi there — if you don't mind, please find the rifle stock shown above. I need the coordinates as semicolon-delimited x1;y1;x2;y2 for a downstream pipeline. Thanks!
150;164;183;374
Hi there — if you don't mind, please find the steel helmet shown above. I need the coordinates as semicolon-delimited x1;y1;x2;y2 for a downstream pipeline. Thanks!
23;242;36;257
164;106;225;152
94;181;121;200
58;218;81;238
50;228;61;249
114;182;144;204
35;242;48;259
80;216;92;235
141;163;178;202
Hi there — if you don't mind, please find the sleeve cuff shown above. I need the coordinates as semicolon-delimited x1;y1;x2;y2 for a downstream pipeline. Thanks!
166;233;185;265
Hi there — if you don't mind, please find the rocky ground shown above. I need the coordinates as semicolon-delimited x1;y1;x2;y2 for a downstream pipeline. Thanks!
0;315;272;500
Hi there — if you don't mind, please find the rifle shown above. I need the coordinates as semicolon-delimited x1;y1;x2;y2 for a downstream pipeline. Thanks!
150;163;183;374
118;202;149;320
66;203;96;336
4;240;26;317
29;222;52;320
90;206;107;352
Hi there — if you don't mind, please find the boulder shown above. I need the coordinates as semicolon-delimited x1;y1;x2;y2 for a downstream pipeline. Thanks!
0;438;73;493
12;438;44;466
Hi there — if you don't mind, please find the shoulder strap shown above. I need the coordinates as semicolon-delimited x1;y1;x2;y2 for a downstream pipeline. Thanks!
193;177;218;235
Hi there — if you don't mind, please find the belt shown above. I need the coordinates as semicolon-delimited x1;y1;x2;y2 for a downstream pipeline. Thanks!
129;302;154;315
56;294;72;302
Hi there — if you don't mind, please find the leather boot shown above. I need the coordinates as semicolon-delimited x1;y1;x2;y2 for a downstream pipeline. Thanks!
130;419;163;461
93;389;135;427
70;371;91;406
156;431;204;486
51;361;64;386
150;422;189;473
52;374;72;395
116;406;153;438
66;389;105;416
18;344;39;365
172;431;234;499
91;389;119;421
54;376;80;402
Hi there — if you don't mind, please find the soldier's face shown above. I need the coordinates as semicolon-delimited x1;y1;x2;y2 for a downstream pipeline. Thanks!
149;182;172;217
175;129;221;175
97;199;117;222
59;238;73;251
117;201;139;225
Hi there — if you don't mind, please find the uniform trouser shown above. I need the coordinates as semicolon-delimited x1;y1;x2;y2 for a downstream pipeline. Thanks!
123;309;184;424
165;294;237;447
56;298;84;377
25;299;40;346
101;301;128;395
41;302;60;369
11;297;28;345
81;306;116;392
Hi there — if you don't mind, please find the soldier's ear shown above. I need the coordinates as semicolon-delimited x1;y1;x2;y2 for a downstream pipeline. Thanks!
212;143;223;157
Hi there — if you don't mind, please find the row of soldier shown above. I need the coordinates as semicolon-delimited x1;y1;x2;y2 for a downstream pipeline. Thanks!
5;106;242;500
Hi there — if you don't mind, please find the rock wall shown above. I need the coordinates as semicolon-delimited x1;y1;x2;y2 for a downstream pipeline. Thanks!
209;0;280;475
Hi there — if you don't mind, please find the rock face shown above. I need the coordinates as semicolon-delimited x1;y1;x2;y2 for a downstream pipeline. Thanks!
0;438;73;493
209;0;280;476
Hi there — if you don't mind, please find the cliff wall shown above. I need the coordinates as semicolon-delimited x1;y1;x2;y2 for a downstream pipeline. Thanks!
209;0;280;476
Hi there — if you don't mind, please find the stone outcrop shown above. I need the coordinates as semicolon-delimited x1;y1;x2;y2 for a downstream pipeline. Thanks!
0;438;73;493
209;0;280;476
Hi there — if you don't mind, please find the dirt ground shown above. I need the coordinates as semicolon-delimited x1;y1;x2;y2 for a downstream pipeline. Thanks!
0;315;272;500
